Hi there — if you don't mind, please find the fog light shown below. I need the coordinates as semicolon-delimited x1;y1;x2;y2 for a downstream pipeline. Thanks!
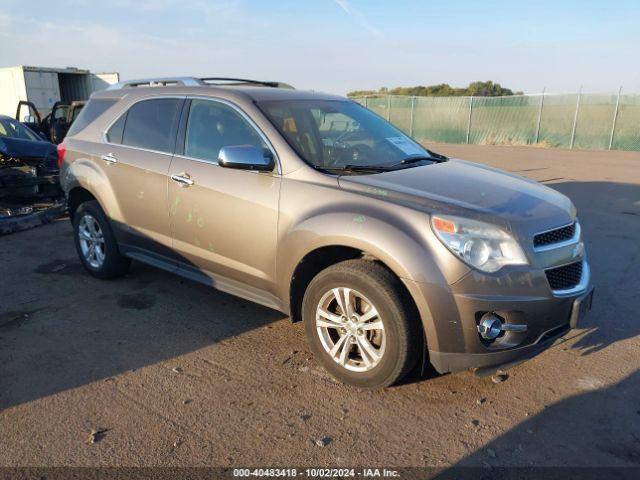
477;313;503;340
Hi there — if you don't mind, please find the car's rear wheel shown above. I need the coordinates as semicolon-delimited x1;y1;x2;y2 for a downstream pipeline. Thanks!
73;200;130;279
302;259;421;388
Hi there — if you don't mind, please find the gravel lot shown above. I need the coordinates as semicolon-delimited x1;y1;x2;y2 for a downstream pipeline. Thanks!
1;144;639;470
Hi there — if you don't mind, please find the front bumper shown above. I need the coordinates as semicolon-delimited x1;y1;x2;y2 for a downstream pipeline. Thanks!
403;259;594;375
428;285;594;374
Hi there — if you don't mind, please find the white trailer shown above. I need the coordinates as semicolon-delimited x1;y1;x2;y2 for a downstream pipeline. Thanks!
0;66;119;119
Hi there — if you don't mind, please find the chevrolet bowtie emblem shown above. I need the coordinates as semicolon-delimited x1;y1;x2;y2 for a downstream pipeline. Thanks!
572;242;584;258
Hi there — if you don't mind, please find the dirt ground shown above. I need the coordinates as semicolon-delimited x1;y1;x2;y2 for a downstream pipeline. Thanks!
1;145;639;470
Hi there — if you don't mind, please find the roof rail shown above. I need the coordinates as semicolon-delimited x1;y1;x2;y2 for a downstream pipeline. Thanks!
107;77;204;90
200;78;294;89
107;76;294;90
107;77;293;90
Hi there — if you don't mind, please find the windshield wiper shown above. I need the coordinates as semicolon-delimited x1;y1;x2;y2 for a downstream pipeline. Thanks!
387;156;434;169
343;164;393;172
424;149;448;161
314;164;393;174
388;154;447;169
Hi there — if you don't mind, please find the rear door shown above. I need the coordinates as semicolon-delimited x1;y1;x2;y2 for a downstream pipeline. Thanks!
102;96;185;263
168;98;281;294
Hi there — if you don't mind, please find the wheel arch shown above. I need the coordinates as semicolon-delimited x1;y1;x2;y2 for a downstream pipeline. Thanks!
67;186;98;221
280;212;443;301
287;241;430;341
288;245;363;323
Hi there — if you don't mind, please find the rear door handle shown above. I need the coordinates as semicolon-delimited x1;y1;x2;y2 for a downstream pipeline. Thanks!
171;173;194;187
101;153;118;164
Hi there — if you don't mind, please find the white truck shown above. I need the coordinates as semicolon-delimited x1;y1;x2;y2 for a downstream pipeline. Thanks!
0;66;119;143
0;65;119;118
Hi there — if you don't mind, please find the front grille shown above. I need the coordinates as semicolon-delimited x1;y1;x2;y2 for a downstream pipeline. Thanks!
534;223;576;248
545;261;583;290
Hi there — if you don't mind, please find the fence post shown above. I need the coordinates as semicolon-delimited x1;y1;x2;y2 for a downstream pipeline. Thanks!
409;96;416;137
364;95;369;109
386;95;391;121
534;87;546;144
570;87;582;150
609;86;622;151
466;96;474;144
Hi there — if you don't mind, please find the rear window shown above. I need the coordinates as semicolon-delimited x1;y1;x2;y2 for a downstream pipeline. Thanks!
66;98;117;137
119;98;182;153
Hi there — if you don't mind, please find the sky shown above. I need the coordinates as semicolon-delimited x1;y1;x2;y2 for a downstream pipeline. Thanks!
1;0;639;95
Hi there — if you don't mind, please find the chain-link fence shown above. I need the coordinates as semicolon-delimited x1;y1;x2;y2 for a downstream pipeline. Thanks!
353;92;640;151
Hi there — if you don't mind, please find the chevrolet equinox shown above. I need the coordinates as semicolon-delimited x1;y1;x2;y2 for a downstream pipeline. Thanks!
58;77;594;388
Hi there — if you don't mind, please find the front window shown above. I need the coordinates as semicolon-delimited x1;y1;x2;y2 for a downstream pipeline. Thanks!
53;106;69;121
184;99;267;163
257;99;445;173
0;117;41;141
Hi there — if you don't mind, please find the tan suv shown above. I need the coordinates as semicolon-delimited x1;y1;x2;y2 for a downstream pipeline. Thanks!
59;77;593;388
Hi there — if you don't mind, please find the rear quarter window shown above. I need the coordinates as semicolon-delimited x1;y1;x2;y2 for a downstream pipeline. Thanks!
66;98;117;137
106;114;126;144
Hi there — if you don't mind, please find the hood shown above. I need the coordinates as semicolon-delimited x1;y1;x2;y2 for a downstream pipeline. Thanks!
0;137;58;168
338;159;575;236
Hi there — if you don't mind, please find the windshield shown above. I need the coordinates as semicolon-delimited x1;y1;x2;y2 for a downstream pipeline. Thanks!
0;117;41;141
257;99;443;172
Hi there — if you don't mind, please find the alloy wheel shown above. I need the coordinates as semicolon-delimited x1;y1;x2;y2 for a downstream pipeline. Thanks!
315;287;386;372
78;214;106;269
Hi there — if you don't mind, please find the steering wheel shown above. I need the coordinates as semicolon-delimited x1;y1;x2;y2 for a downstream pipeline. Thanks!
331;142;377;167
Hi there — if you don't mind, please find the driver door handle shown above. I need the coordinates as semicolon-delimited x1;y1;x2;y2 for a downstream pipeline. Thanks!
100;153;118;164
171;173;194;187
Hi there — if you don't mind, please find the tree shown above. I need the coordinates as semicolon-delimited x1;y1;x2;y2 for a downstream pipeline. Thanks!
465;81;517;96
347;81;522;97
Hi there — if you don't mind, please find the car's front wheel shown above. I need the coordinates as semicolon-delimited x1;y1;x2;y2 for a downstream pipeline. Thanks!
302;259;421;388
73;200;130;279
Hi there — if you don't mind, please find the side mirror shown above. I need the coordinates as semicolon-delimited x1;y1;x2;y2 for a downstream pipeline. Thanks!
23;115;37;124
218;145;274;172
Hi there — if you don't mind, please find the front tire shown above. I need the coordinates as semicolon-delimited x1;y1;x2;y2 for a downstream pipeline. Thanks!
73;200;130;279
302;259;421;389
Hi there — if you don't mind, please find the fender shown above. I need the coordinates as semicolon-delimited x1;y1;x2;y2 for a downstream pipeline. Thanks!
278;211;445;288
276;207;467;353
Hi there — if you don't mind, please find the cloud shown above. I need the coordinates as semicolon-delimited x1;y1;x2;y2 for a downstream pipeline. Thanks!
0;9;9;28
61;0;182;12
111;0;177;11
333;0;382;37
0;9;240;77
0;2;397;95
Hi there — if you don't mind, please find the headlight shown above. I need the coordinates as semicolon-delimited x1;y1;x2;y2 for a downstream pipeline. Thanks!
431;215;528;273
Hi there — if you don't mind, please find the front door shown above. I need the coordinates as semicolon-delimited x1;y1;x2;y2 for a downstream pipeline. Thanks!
168;98;281;297
49;102;70;144
15;101;44;137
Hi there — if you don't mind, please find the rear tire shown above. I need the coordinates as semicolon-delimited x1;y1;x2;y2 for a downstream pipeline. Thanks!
73;200;130;279
302;259;421;389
